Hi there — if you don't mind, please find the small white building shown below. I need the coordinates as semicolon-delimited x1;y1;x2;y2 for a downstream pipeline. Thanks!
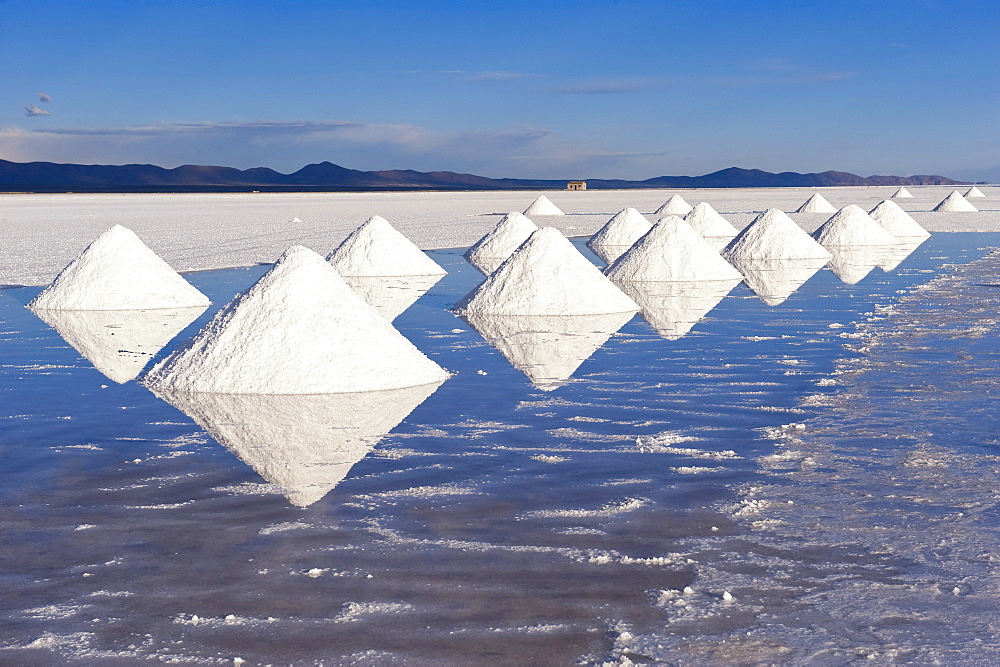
566;181;587;191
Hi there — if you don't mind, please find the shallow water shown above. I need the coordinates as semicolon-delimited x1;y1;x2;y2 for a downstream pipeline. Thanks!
1;235;998;664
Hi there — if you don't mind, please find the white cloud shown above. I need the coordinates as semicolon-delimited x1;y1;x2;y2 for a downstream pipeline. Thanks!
23;104;50;117
37;93;52;103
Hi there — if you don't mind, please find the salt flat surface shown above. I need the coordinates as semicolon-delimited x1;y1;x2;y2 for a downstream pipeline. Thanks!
2;186;998;285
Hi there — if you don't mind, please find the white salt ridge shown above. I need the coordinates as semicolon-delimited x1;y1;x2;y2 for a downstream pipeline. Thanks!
523;195;564;216
586;208;652;264
794;193;837;214
891;186;913;199
813;205;899;247
932;191;978;212
143;245;449;394
654;194;692;216
465;211;539;275
456;227;638;316
683;202;738;250
327;215;446;277
28;225;210;311
965;186;986;198
868;200;931;238
606;216;742;283
722;208;833;263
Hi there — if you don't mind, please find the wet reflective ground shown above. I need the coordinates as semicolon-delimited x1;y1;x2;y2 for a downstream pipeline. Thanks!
1;235;998;663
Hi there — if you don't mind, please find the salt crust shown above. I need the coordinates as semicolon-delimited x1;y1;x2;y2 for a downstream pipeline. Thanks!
28;225;210;311
932;191;978;213
523;195;564;216
868;200;931;238
794;193;837;214
683;202;738;247
891;186;913;199
586;208;652;264
456;227;638;316
606;216;742;283
722;208;832;263
461;312;635;390
654;194;692;216
34;307;206;383
143;245;449;394
155;382;443;506
966;186;985;198
465;211;538;275
813;204;899;247
327;215;445;277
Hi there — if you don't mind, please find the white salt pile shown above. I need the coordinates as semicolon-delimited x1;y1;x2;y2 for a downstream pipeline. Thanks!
617;280;738;340
462;312;634;391
722;208;832;263
683;202;739;250
465;211;539;275
155;383;443;506
327;215;446;277
34;307;207;384
868;200;931;238
143;245;449;394
932;190;978;212
813;205;899;247
523;195;565;216
794;193;837;214
456;227;638;316
606;216;742;283
966;186;986;198
654;194;693;216
891;187;914;199
28;225;210;311
586;208;652;264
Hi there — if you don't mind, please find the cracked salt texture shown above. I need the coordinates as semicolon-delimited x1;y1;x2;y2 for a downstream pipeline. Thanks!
456;227;638;316
28;225;210;311
143;245;449;394
654;194;692;216
606;216;742;283
794;193;838;214
813;204;899;248
683;202;738;250
586;208;652;264
464;211;538;275
327;215;446;277
932;190;978;212
868;200;931;238
523;195;564;216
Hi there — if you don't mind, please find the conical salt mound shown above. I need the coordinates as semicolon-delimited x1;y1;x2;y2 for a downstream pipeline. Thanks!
966;186;986;198
328;215;445;277
586;208;652;263
606;216;742;283
154;382;443;507
523;195;564;216
892;187;913;199
683;202;738;249
868;200;930;238
722;209;832;263
932;190;978;212
795;193;837;214
654;194;692;216
28;225;210;311
465;211;539;275
456;228;638;316
813;205;899;247
143;246;449;394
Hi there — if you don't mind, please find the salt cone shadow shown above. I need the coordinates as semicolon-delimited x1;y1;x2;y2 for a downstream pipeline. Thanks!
31;306;207;383
460;312;634;391
152;381;445;507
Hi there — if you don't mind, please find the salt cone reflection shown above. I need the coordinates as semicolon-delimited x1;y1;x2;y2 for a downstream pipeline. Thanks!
615;279;740;340
153;381;445;507
879;237;926;272
32;306;207;383
588;244;632;265
461;312;634;391
825;245;899;285
731;258;828;306
340;274;442;321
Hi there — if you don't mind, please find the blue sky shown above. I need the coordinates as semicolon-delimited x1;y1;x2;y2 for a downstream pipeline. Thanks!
1;0;998;180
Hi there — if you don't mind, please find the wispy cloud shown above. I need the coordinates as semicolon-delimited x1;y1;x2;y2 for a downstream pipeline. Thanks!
550;78;659;95
23;104;49;117
36;92;52;103
549;69;854;94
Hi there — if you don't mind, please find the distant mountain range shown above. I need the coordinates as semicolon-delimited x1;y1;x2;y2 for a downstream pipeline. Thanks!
0;158;967;192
